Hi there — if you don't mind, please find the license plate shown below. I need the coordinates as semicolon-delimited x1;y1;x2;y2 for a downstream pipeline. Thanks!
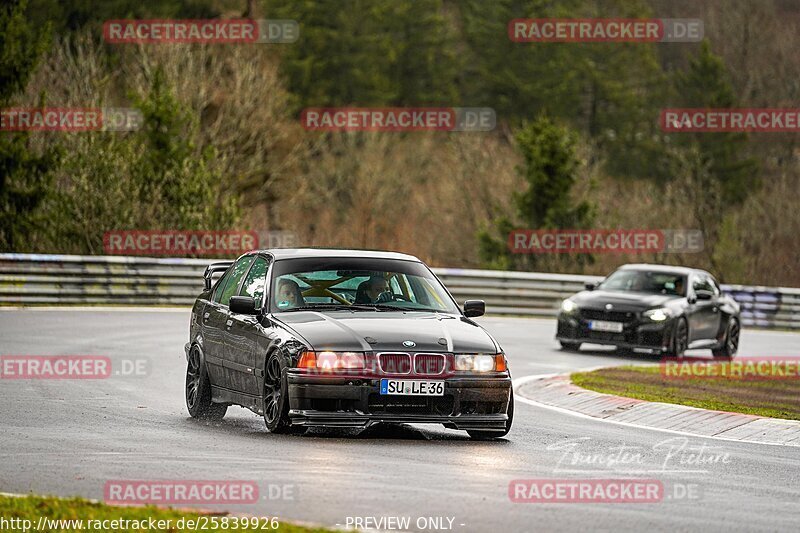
588;320;624;333
380;379;444;396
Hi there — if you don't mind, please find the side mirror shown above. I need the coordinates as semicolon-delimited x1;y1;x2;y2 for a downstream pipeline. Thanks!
463;300;485;318
584;282;597;291
695;290;714;301
230;296;258;315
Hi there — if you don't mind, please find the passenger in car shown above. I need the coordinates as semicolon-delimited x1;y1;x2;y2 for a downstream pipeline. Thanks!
276;278;305;309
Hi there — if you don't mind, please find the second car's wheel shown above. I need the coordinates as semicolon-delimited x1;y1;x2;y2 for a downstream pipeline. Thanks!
559;341;581;351
186;346;227;421
263;351;303;434
712;319;739;360
669;318;689;359
467;390;514;440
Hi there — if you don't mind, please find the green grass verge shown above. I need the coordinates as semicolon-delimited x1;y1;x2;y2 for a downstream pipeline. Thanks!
0;494;331;533
571;365;800;421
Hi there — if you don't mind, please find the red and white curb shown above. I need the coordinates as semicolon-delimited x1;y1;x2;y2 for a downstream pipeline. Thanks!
513;373;800;447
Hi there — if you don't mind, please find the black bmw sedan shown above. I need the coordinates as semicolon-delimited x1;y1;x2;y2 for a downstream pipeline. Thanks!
556;264;740;359
185;248;513;439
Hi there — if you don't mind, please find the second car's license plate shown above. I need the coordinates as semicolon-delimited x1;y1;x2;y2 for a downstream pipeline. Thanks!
588;320;624;333
380;379;444;396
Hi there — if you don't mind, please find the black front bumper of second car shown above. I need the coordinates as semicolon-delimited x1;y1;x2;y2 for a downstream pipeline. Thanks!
556;311;677;353
287;374;511;430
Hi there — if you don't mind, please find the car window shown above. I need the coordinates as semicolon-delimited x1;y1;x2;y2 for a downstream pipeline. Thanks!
269;258;459;313
218;256;255;307
274;270;447;310
598;270;686;296
239;256;270;306
692;276;714;295
212;270;231;303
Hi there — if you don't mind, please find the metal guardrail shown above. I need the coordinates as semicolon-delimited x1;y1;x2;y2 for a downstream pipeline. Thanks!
1;253;798;329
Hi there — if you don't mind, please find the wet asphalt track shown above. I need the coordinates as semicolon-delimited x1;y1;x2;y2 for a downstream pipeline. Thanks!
1;309;799;532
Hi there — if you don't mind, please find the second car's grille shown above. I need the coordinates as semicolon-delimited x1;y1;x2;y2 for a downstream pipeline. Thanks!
583;330;627;342
414;353;445;375
378;353;411;374
580;309;636;322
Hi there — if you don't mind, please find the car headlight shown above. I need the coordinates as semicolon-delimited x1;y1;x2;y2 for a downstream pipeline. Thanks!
454;353;507;372
643;307;672;322
297;351;365;371
561;299;578;313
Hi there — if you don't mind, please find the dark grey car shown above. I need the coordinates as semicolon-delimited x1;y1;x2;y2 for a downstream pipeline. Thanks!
556;264;741;359
185;248;513;439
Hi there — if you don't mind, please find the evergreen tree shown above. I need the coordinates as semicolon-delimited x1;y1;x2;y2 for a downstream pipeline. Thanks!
0;0;57;252
24;0;218;35
131;68;239;230
459;0;665;178
666;40;759;277
673;40;759;205
265;0;460;108
479;116;594;270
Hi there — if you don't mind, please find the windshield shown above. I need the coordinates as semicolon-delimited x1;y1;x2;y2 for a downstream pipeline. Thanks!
598;270;686;296
269;257;460;313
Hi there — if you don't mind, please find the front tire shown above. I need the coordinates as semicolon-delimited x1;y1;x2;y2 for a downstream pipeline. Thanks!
560;341;581;351
712;319;739;360
186;346;227;420
467;390;514;440
668;318;688;359
263;351;302;434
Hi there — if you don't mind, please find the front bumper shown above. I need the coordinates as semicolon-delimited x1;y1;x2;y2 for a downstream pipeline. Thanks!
557;313;676;353
287;373;512;430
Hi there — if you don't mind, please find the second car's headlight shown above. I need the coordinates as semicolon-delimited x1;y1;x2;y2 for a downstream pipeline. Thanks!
454;353;507;372
643;307;673;322
561;299;578;313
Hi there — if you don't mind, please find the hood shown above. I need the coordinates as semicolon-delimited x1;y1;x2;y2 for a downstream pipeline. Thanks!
570;290;681;311
274;311;498;353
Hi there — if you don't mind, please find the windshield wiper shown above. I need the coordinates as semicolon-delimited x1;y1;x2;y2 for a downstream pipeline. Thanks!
280;303;448;313
280;303;384;312
369;304;447;312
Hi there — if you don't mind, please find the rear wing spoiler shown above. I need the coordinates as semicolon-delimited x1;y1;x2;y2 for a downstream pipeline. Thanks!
203;261;233;290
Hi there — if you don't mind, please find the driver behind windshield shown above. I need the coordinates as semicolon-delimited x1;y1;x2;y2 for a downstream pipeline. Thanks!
673;277;685;296
355;275;390;304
